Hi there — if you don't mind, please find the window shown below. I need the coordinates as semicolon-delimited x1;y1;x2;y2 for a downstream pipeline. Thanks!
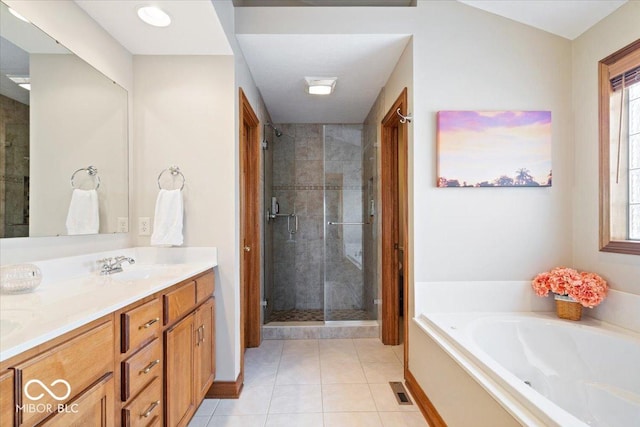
599;39;640;255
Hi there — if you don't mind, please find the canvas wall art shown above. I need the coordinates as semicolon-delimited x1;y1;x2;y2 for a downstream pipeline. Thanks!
437;111;552;188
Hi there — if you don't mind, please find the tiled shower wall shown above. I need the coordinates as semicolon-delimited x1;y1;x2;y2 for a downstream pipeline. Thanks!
269;124;370;316
0;94;30;238
271;124;325;311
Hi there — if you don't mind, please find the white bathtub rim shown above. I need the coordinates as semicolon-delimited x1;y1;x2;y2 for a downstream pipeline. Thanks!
415;313;587;427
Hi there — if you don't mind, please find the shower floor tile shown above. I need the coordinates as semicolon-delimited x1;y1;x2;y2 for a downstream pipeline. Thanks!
268;309;372;322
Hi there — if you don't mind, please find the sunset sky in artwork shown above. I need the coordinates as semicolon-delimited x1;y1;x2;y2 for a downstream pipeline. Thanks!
437;111;552;186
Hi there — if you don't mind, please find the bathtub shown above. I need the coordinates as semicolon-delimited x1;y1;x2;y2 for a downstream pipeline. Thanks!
415;312;640;427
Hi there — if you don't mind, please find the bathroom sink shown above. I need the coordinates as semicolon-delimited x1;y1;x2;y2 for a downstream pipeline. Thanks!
109;266;163;282
0;309;39;339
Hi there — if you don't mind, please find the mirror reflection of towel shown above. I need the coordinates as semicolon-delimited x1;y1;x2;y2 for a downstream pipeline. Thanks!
65;189;99;235
150;189;183;246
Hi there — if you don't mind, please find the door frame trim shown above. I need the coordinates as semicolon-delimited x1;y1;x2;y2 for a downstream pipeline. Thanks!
239;88;261;371
380;88;409;355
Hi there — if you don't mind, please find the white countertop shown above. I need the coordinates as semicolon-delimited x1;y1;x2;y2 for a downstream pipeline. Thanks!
0;247;217;362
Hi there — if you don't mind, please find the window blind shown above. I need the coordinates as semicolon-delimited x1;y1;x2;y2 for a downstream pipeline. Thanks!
611;66;640;91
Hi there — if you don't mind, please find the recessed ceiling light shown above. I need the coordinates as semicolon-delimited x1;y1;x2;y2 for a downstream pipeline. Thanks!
8;8;29;23
7;75;30;90
137;6;171;27
305;77;337;96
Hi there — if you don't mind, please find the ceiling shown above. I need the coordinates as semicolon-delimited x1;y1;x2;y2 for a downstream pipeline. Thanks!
458;0;627;40
73;0;628;123
75;0;232;55
237;34;410;123
233;0;414;5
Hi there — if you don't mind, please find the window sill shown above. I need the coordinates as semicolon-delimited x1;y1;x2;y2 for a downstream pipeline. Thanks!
600;240;640;255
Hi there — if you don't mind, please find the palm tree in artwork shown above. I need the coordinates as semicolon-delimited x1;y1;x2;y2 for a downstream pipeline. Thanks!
494;175;514;187
514;168;534;186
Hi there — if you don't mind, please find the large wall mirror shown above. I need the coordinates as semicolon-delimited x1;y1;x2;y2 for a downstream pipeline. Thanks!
0;2;128;238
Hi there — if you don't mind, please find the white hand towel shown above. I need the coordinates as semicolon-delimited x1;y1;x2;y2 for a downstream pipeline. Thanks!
65;189;99;235
150;189;184;246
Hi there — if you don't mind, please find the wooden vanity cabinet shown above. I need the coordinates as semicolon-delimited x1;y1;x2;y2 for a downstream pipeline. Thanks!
163;270;216;427
1;370;14;427
194;298;215;401
40;373;114;427
118;297;164;427
1;268;215;427
121;299;162;354
14;319;115;427
121;376;163;427
164;312;196;427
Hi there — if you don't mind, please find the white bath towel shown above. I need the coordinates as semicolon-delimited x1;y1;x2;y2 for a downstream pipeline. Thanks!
65;189;100;235
150;189;184;246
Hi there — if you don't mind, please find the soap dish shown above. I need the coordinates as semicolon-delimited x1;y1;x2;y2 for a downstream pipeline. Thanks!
0;264;42;294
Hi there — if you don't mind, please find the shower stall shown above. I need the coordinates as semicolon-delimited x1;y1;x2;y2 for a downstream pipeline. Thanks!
263;123;378;326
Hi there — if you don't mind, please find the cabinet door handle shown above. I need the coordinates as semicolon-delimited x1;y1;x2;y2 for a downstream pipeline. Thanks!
200;325;205;343
139;318;159;329
195;325;203;346
141;359;160;374
141;400;160;418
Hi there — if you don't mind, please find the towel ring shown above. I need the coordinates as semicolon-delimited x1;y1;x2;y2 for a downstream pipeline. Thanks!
71;165;100;190
157;166;185;191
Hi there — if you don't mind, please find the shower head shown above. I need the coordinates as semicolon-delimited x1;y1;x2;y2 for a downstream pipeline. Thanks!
267;123;283;138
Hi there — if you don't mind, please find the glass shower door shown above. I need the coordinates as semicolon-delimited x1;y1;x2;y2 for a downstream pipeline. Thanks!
323;125;368;321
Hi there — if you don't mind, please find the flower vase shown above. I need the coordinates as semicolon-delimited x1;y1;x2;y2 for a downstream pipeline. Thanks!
554;294;582;321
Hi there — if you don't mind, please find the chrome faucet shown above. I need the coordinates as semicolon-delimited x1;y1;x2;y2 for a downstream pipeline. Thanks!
98;256;135;275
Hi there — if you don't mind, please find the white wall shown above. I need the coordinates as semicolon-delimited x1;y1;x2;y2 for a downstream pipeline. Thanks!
571;1;640;295
132;55;241;381
131;4;270;382
236;1;574;283
0;0;133;264
212;0;271;379
237;3;573;424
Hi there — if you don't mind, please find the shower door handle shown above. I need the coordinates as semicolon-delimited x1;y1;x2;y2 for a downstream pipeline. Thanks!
327;222;368;225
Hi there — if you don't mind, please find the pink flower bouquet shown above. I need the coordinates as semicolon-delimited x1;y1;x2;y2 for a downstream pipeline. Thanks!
532;267;608;308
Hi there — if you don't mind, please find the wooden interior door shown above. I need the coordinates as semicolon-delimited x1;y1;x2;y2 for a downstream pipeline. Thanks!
381;88;409;349
239;89;261;360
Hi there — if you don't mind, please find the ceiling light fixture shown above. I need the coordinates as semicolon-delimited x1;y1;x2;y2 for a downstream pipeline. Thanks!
8;8;29;23
137;6;171;27
305;77;337;96
7;75;30;90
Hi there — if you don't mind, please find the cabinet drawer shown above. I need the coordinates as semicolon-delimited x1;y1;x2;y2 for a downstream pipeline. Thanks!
15;320;114;427
122;376;162;427
196;272;215;304
121;338;162;402
121;299;162;354
163;281;196;325
40;373;114;427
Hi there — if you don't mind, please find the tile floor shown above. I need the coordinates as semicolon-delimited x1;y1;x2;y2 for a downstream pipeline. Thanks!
188;338;429;427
